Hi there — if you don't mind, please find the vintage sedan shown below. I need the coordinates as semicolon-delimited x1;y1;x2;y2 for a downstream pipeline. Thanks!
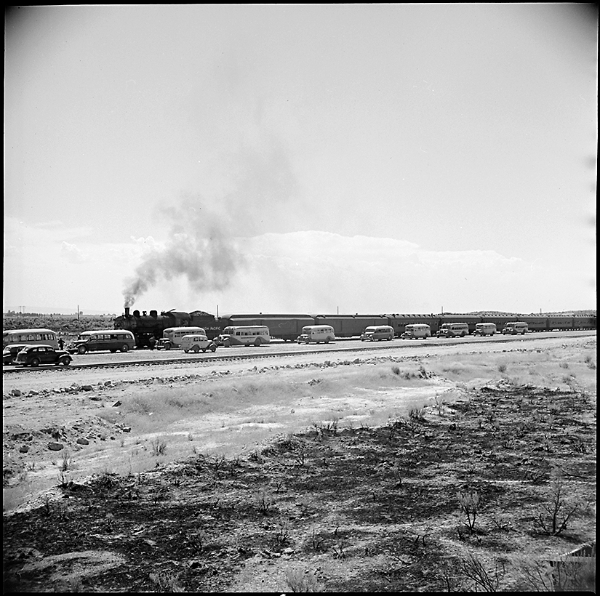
14;344;72;367
3;344;29;366
181;334;217;353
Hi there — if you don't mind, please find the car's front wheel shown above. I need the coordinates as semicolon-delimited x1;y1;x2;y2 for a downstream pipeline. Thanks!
210;345;216;352
78;345;87;355
31;358;40;367
121;344;129;353
192;346;200;353
58;358;71;366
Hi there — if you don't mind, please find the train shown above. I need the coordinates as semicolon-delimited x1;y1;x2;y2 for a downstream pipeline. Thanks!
113;307;596;349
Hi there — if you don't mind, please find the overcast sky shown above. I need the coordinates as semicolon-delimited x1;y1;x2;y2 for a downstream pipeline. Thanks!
4;4;597;316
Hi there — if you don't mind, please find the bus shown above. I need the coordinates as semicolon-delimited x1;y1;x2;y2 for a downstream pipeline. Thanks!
297;325;336;344
217;325;271;347
436;323;469;338
400;324;431;339
159;327;206;349
68;330;136;354
3;328;59;349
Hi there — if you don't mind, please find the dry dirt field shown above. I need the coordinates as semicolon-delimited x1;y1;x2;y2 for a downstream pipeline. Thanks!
3;334;596;592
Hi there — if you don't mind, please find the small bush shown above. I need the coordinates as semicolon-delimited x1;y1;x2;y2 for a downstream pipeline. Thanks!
150;437;167;456
457;552;506;592
60;450;72;472
535;479;579;536
255;488;273;514
149;571;184;592
408;407;422;421
457;490;480;533
498;364;507;373
285;567;322;592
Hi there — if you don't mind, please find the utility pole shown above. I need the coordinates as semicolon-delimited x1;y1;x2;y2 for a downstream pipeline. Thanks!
77;305;80;323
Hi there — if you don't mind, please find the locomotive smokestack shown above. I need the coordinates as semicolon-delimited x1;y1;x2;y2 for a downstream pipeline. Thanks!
125;307;130;317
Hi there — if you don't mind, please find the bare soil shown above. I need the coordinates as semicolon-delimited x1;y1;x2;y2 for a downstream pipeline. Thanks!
3;335;596;592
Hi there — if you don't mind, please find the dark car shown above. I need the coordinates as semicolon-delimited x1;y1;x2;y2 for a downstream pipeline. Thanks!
156;338;174;350
3;344;30;366
14;345;72;367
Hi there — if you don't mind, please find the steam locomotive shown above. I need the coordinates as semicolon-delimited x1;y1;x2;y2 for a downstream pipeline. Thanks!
113;307;596;349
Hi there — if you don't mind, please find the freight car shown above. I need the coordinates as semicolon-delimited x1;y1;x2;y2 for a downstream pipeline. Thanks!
114;308;596;348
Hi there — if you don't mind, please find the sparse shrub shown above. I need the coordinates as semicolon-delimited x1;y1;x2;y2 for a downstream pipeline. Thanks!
284;567;322;592
559;362;569;369
498;364;507;373
308;528;325;552
255;488;273;514
150;437;167;456
409;407;425;421
60;449;72;472
272;522;291;549
40;495;52;517
562;375;578;391
57;469;71;488
210;453;227;471
249;449;264;463
149;571;185;592
457;490;480;533
332;541;346;559
391;365;400;375
294;443;309;467
434;393;445;415
535;479;579;536
457;552;506;592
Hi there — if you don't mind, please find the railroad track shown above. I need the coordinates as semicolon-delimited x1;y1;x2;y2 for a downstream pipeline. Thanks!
2;342;402;374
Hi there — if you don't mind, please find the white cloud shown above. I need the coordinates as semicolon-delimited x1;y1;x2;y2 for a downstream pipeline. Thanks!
60;241;89;264
3;222;594;315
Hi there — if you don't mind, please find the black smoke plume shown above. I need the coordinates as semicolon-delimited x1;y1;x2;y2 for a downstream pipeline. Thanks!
123;199;245;308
